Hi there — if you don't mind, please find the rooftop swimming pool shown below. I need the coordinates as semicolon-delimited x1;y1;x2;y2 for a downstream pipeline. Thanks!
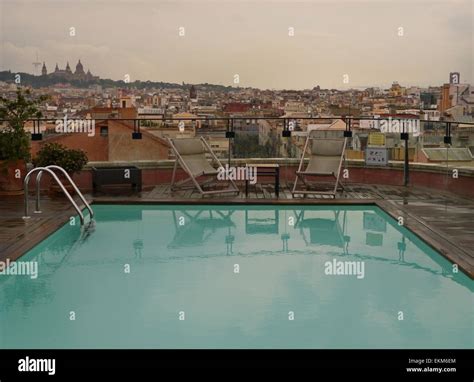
0;204;472;349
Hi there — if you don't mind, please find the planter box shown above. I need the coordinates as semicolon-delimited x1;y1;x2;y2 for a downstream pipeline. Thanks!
0;160;26;195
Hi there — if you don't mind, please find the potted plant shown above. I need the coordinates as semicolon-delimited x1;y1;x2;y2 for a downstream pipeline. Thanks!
0;88;47;195
34;143;88;194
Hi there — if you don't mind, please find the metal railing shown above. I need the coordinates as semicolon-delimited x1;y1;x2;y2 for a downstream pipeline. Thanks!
23;166;93;225
3;115;474;189
35;165;94;218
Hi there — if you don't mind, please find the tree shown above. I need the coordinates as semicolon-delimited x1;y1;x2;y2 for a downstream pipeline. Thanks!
0;88;48;162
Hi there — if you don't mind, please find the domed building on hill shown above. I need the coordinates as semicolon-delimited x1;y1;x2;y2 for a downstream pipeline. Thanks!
40;59;99;82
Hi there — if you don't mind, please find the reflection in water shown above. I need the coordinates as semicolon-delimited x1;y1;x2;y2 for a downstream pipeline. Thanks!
0;223;83;310
281;210;290;252
225;226;235;255
133;216;144;258
168;210;235;249
363;211;386;247
245;210;279;234
294;209;350;255
0;204;472;349
37;223;84;274
398;235;407;262
4;206;468;284
363;211;387;232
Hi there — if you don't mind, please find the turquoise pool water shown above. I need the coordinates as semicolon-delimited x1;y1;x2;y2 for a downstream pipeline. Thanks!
0;204;472;349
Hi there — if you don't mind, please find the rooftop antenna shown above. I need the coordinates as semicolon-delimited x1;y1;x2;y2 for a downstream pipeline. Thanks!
32;52;41;75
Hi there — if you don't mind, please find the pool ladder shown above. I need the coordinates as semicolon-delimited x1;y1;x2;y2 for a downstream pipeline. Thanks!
23;165;94;226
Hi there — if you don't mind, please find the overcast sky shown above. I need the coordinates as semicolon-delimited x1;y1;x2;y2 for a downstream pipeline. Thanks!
0;0;472;89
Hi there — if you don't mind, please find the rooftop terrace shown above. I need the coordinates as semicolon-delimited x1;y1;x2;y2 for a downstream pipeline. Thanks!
1;116;473;280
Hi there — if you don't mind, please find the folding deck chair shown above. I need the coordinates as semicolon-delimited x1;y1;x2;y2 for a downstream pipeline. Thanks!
292;132;347;198
168;137;239;196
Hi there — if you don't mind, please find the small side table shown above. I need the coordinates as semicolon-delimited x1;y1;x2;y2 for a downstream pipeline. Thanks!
245;163;280;198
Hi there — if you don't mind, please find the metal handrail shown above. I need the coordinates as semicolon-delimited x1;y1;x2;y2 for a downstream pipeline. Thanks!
1;116;473;124
23;167;85;225
35;165;94;219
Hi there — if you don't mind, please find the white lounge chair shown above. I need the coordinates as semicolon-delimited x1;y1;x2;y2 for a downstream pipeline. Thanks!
168;137;239;196
292;133;347;198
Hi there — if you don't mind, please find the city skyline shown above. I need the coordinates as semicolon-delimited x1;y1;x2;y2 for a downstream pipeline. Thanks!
0;0;472;90
2;64;466;92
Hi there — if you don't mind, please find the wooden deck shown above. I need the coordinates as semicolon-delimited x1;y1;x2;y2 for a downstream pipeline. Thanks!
1;182;473;278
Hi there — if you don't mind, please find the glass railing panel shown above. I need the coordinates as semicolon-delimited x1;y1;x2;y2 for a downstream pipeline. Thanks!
232;118;284;159
21;116;474;195
446;122;474;196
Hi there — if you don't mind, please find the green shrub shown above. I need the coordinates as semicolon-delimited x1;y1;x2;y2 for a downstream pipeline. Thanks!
34;143;88;174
